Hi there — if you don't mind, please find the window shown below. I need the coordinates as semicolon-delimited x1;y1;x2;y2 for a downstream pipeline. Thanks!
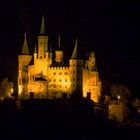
53;72;56;75
65;85;67;88
65;79;67;82
59;85;62;88
53;79;56;82
59;79;62;82
64;72;68;75
73;78;75;81
59;72;62;75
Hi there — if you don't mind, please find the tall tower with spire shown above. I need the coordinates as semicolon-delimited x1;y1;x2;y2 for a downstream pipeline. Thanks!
70;38;84;96
38;16;49;59
18;33;32;98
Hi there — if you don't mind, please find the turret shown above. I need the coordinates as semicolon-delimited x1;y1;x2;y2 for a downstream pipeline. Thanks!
70;38;83;95
55;35;63;63
18;33;32;98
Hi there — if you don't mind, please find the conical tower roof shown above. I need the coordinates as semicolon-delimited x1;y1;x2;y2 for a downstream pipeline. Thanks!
71;38;78;59
21;33;30;55
40;16;46;34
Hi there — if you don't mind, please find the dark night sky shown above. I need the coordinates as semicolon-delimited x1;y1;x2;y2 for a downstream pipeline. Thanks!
0;0;140;97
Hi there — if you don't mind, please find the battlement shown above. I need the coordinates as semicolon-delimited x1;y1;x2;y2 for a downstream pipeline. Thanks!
49;66;69;70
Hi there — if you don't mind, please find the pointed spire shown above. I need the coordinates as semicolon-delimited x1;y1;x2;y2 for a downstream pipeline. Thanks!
40;16;46;34
58;34;61;47
21;33;29;55
71;37;78;59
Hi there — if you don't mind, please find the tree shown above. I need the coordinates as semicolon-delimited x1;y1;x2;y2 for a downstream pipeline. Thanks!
0;78;13;100
110;84;131;104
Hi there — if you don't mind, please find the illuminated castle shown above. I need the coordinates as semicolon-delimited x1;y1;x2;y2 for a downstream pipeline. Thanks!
18;17;102;102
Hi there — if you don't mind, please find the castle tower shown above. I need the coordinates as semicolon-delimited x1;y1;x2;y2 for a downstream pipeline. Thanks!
33;16;51;76
83;51;102;102
18;33;32;98
38;16;49;59
55;35;63;63
70;38;83;96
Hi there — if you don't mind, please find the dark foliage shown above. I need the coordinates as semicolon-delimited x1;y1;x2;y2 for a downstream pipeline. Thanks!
0;98;139;139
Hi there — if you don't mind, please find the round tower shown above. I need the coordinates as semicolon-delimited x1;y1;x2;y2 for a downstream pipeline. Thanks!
18;33;32;99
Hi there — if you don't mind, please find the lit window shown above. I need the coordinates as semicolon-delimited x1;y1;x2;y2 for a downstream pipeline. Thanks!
64;72;68;75
53;72;56;75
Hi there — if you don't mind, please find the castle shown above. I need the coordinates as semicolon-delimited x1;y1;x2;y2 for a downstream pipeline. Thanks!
18;17;102;103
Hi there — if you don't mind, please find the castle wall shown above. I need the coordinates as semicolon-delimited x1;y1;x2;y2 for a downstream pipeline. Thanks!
48;67;71;97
